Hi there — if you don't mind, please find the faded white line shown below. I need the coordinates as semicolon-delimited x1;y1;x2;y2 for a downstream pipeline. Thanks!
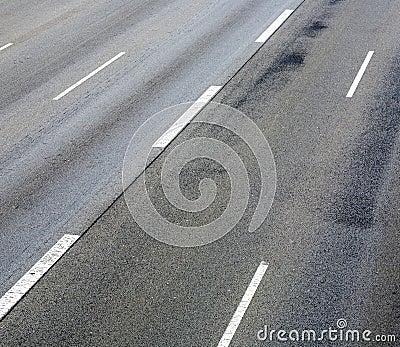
0;43;14;51
53;52;126;100
217;261;269;347
152;85;222;148
0;234;80;321
346;51;374;98
255;10;294;43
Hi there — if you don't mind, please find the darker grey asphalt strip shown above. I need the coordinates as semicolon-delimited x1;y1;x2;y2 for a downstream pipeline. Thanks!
1;0;399;346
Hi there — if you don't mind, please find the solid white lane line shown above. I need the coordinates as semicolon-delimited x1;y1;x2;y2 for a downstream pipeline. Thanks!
346;51;374;98
217;262;269;347
152;85;222;148
0;234;79;321
53;52;126;100
255;10;294;43
0;43;14;51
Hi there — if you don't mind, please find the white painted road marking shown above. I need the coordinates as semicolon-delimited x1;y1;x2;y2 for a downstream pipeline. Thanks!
0;234;79;321
346;51;374;98
217;261;269;347
0;43;14;51
255;10;294;43
53;52;126;100
152;85;222;148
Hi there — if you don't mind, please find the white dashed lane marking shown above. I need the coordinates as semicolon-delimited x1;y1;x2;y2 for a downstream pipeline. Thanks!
255;10;294;43
0;43;14;51
53;52;126;100
217;261;269;347
346;51;374;98
0;234;80;321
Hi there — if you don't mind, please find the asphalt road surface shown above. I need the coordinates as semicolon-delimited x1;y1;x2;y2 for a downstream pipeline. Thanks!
0;0;399;346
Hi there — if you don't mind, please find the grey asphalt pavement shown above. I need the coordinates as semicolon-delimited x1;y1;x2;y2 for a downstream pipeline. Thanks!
1;0;399;346
0;0;301;295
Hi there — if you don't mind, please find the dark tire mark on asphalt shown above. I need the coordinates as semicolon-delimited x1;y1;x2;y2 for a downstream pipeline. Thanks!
302;21;328;38
229;48;307;110
330;0;346;5
224;2;338;112
328;54;400;228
